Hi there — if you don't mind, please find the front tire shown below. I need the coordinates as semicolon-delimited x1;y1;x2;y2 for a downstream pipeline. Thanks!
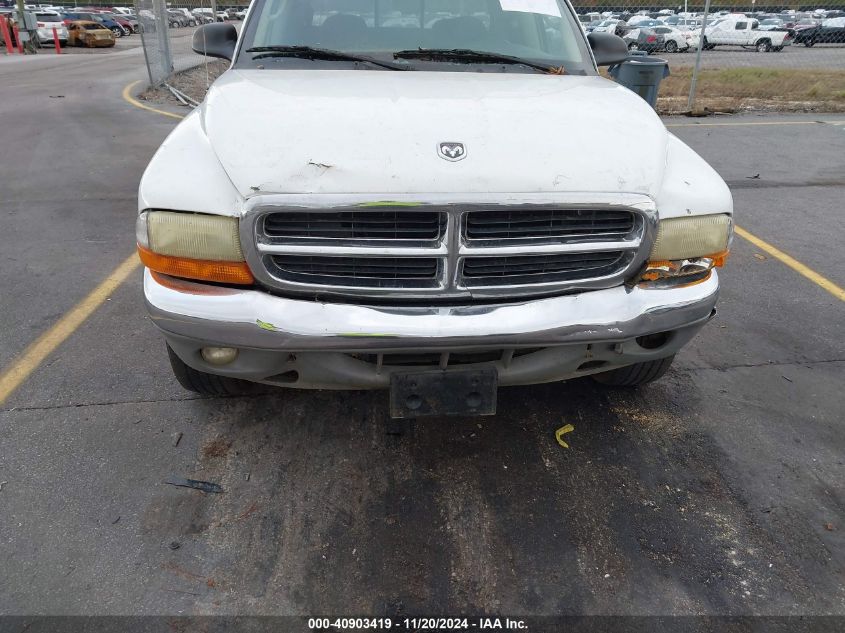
111;26;122;38
665;40;678;53
167;344;257;396
591;356;675;387
756;39;771;52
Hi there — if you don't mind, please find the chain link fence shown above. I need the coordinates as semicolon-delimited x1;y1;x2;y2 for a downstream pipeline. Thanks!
137;0;172;85
575;3;845;112
137;0;235;87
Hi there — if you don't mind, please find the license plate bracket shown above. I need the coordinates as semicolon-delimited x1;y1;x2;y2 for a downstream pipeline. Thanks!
389;368;497;419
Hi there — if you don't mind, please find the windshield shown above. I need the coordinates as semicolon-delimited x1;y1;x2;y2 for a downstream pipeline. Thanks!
238;0;594;74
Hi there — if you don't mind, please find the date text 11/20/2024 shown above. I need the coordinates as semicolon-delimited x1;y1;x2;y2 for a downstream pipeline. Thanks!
308;617;528;630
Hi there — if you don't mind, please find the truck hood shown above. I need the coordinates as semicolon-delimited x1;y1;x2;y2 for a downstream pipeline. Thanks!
201;69;669;199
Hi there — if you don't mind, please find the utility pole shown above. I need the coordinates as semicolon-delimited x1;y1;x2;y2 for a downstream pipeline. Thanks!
687;0;712;112
15;0;37;54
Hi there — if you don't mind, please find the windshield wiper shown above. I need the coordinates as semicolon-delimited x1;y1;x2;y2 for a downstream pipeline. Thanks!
393;49;564;74
246;46;411;71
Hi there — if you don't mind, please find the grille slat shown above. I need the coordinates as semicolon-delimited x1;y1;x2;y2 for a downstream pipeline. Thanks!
467;222;634;235
462;252;625;287
268;255;440;289
264;211;445;242
465;209;636;241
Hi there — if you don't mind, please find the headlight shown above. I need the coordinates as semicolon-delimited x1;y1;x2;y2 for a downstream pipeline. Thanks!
640;214;732;286
136;210;253;285
650;214;732;261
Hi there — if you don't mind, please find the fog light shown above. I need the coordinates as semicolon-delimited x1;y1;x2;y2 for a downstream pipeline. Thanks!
201;346;238;366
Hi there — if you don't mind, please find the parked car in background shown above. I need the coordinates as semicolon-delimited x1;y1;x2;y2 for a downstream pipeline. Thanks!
592;19;630;38
192;7;212;19
117;12;138;33
651;25;692;52
703;17;792;51
677;27;701;50
234;8;247;20
189;8;213;24
171;8;197;25
662;16;701;30
61;11;126;37
583;19;603;33
34;10;67;45
166;9;193;27
67;19;114;46
794;17;845;46
758;18;794;36
97;11;134;35
627;16;662;28
624;27;665;52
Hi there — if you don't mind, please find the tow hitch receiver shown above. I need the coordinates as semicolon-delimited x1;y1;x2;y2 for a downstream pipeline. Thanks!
389;368;498;419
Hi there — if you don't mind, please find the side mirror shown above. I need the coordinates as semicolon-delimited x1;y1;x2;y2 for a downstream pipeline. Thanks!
192;22;237;60
588;32;629;67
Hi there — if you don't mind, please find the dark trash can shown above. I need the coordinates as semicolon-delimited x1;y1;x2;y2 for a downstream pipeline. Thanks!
608;51;670;109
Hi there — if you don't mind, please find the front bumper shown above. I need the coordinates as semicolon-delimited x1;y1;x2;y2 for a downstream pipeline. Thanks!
145;269;719;389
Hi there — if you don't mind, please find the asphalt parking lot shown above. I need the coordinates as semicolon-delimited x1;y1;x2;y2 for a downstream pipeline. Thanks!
672;43;845;69
0;47;843;622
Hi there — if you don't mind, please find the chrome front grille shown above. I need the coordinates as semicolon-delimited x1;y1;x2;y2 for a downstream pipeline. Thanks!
242;195;657;301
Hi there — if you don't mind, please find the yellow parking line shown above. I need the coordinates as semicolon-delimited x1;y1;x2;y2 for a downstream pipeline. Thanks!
121;79;186;121
0;253;141;406
736;226;845;302
667;120;845;128
0;83;184;406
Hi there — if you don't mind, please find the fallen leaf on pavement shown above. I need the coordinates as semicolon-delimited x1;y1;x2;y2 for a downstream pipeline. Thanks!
555;424;575;449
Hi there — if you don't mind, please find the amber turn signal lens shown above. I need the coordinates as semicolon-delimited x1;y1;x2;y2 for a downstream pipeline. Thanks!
138;245;254;285
639;251;729;286
707;250;730;268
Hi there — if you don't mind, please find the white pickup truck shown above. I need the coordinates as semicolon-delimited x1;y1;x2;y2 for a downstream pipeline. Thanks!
703;16;793;51
137;0;733;418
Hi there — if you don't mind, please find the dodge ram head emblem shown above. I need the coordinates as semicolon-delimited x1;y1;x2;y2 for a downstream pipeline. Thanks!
438;142;466;162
